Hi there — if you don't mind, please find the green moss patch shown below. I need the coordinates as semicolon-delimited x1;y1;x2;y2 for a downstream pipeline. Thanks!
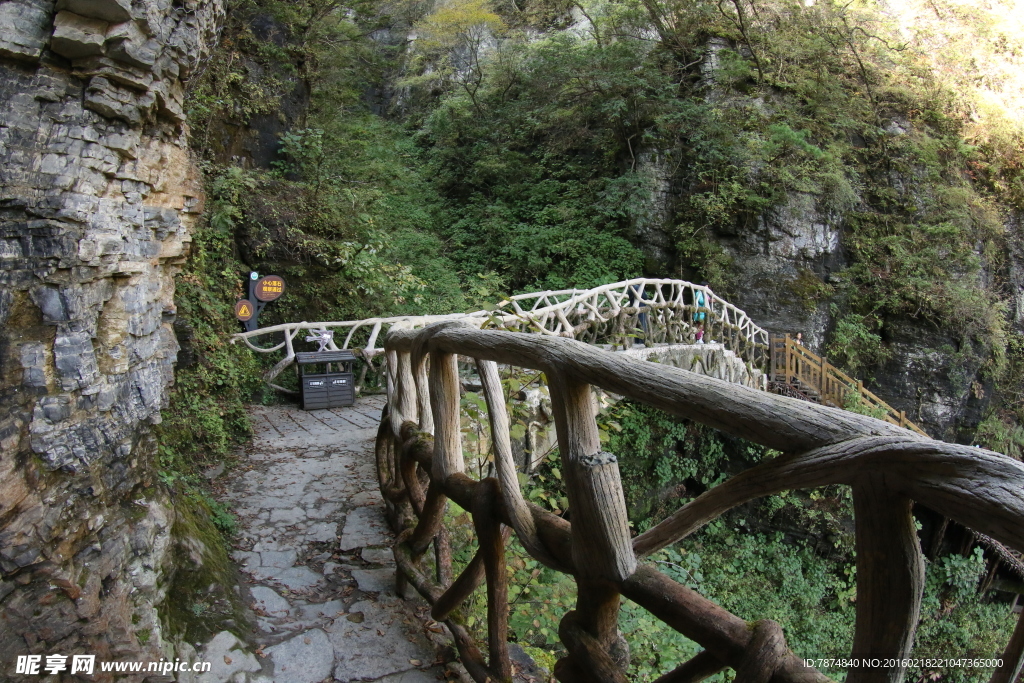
160;493;251;645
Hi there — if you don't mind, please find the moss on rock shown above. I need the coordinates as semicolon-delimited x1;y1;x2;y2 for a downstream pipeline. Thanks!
160;492;251;645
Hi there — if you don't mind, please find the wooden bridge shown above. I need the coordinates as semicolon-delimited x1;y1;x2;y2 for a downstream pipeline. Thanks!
232;279;1024;683
769;334;928;436
233;278;768;393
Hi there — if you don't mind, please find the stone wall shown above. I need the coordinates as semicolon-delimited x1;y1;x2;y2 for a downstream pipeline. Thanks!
0;0;222;674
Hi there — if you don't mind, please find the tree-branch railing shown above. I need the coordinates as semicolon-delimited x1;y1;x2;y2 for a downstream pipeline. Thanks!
379;321;1024;683
496;278;770;364
770;334;928;437
230;278;770;393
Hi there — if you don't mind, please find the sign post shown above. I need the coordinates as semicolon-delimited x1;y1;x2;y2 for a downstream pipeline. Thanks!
236;272;286;331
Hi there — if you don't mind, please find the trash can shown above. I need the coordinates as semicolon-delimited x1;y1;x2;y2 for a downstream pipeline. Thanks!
297;350;356;410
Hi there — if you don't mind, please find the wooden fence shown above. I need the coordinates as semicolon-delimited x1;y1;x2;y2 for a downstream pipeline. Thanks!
497;279;770;365
770;334;928;437
231;278;769;393
379;321;1024;683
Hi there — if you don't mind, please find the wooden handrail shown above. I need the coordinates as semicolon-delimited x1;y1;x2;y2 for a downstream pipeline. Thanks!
230;278;771;393
770;334;929;437
379;322;1024;683
232;282;1022;679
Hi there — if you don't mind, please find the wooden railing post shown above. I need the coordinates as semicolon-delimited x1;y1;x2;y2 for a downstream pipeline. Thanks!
385;348;397;406
548;371;636;681
783;337;788;379
549;374;636;582
413;351;433;435
849;476;925;683
393;350;418;439
791;336;800;384
429;350;464;481
991;610;1024;683
398;349;465;590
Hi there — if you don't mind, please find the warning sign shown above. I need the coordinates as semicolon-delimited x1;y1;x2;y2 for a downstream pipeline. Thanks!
235;299;254;321
254;275;285;302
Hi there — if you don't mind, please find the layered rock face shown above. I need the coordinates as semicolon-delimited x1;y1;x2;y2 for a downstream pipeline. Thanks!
0;0;222;670
706;192;983;439
637;173;999;439
634;67;1003;439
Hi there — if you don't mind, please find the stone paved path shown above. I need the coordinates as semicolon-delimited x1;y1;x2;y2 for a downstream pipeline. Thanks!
199;396;456;683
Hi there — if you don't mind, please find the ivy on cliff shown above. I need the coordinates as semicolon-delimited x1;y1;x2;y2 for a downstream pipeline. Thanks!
158;169;268;474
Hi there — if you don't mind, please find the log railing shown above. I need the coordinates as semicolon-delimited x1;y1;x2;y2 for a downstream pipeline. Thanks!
496;278;770;364
380;321;1024;683
230;278;769;393
770;334;928;437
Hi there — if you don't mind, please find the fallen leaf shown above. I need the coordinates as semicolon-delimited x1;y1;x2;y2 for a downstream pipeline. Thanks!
223;656;232;665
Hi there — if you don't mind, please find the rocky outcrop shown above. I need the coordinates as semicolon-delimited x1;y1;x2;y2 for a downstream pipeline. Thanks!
0;0;223;674
629;39;1006;440
193;13;310;169
710;190;844;351
634;148;677;274
703;187;992;439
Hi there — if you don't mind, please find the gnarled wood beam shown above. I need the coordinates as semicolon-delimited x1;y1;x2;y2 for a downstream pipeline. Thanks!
849;477;923;683
379;323;1024;683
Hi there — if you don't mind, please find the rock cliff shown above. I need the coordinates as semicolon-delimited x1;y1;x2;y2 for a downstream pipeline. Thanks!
0;0;222;671
632;41;1015;441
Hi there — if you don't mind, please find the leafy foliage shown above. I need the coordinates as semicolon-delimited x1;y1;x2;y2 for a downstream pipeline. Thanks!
159;171;268;472
406;0;507;110
974;410;1024;461
607;401;740;525
417;29;664;290
826;311;890;377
